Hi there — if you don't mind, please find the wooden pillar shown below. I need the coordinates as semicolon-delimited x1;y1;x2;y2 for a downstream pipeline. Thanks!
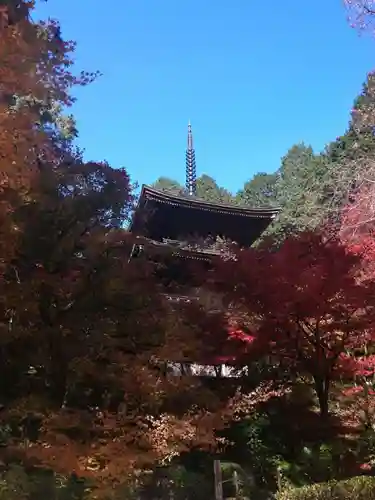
233;469;240;496
213;459;223;500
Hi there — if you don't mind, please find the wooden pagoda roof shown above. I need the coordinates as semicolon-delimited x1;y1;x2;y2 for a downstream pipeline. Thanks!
130;185;280;248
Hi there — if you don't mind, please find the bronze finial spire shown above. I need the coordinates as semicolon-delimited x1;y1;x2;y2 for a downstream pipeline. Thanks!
186;121;197;196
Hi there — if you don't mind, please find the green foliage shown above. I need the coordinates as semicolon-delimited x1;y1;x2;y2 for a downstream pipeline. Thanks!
263;144;328;240
152;175;234;204
113;464;213;500
152;177;183;194
320;129;375;219
276;476;375;500
222;414;281;490
0;466;88;500
196;174;233;203
236;172;279;207
275;442;349;489
140;465;212;500
11;95;78;142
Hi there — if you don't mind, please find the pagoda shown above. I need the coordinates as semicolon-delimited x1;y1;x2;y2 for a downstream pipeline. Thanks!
130;122;280;375
130;122;280;302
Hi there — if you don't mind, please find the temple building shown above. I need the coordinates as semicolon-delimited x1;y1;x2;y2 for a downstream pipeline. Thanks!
129;122;280;375
130;121;279;278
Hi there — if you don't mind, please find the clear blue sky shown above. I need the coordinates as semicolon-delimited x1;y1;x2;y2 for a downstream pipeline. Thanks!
35;0;375;193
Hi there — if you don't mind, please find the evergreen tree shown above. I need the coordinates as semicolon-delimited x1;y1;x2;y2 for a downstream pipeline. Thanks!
318;73;375;230
262;144;327;240
196;174;233;203
152;176;183;194
236;172;279;207
152;175;234;204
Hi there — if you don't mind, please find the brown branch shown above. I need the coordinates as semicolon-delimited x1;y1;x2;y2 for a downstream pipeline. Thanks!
364;5;375;15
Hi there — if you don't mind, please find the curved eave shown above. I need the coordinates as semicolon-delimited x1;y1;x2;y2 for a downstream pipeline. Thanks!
134;235;231;262
135;184;281;219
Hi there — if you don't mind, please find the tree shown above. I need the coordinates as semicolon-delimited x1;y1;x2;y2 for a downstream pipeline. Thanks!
339;184;375;240
152;174;235;204
196;174;233;204
0;2;241;491
328;76;375;238
211;231;375;418
0;153;250;489
310;73;375;243
152;177;183;194
343;0;375;35
250;145;327;243
4;0;94;144
343;2;375;129
236;173;278;208
340;354;375;429
0;0;97;256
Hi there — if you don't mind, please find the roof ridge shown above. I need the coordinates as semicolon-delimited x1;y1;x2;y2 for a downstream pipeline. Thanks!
141;184;281;215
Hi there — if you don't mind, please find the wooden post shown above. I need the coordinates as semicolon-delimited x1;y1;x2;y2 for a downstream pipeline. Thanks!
233;469;240;496
213;459;223;500
277;465;282;492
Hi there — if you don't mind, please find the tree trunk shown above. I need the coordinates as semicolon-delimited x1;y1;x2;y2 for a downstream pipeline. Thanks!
314;376;330;419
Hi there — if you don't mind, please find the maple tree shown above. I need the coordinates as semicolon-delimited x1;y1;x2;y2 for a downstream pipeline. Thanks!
210;231;375;419
0;150;256;487
327;173;375;472
340;354;375;430
339;185;375;241
0;0;97;266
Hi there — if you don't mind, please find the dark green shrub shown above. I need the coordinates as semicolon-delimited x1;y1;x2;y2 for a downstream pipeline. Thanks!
276;476;375;500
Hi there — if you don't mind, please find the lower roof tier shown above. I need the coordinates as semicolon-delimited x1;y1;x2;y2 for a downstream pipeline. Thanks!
130;185;280;248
